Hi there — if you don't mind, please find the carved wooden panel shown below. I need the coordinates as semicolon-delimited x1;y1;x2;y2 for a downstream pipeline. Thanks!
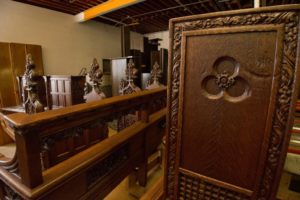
41;120;108;169
165;6;300;200
50;76;85;108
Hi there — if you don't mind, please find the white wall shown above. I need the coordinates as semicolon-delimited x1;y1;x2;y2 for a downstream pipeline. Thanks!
131;31;144;52
0;0;122;75
144;31;169;50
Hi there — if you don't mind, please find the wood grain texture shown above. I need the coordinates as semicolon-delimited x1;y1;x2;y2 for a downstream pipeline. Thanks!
0;42;18;107
165;5;300;200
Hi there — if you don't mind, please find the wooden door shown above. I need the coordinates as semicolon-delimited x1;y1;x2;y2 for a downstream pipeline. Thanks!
165;5;300;200
0;42;18;107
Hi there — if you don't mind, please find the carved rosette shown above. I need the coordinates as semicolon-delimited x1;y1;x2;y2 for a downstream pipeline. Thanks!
215;72;235;89
166;11;299;199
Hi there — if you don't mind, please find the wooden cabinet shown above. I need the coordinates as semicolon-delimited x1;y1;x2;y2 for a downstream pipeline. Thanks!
0;42;44;107
165;5;300;200
111;57;129;96
50;75;85;109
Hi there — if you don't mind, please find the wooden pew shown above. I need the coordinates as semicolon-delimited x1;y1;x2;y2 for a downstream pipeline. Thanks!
0;87;166;200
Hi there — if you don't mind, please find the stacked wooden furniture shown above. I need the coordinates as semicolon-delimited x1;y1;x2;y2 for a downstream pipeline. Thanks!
142;4;300;200
5;76;85;114
0;48;85;112
0;42;44;108
49;75;85;109
0;88;166;199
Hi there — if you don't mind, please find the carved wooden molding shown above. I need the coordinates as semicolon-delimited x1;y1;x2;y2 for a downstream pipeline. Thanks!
3;183;23;200
178;169;250;200
119;59;141;95
84;58;106;102
40;118;108;169
87;145;128;187
146;62;165;90
166;9;299;200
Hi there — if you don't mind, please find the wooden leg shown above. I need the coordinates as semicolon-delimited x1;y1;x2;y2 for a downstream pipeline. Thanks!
137;163;147;187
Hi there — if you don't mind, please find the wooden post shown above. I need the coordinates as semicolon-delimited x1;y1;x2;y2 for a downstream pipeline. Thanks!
15;130;43;188
139;104;149;123
137;163;147;187
121;26;130;57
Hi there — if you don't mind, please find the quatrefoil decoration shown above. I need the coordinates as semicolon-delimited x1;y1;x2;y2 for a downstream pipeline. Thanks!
215;72;235;89
201;56;250;102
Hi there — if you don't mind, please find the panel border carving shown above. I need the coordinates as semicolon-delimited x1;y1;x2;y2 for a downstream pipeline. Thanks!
86;145;128;187
178;168;251;200
165;7;300;200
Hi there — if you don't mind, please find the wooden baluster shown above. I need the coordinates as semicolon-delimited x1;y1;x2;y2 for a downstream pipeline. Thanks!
136;103;149;187
139;103;149;123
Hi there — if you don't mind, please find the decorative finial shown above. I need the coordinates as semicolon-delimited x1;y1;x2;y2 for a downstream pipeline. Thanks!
88;58;103;85
119;59;141;95
84;58;105;102
126;59;138;81
146;61;164;89
26;54;34;67
23;54;44;114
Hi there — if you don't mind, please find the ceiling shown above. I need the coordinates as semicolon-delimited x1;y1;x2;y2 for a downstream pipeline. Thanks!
13;0;298;34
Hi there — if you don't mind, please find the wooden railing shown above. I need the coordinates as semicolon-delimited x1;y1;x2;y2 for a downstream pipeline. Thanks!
0;87;166;200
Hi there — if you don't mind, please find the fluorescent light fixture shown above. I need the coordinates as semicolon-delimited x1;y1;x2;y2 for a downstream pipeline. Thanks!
76;0;145;22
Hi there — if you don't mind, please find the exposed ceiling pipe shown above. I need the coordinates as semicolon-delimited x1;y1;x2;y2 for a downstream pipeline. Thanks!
174;0;194;14
114;1;205;26
99;15;127;26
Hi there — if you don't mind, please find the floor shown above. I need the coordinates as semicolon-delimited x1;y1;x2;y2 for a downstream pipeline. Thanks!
0;142;16;159
277;172;300;200
105;165;163;200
